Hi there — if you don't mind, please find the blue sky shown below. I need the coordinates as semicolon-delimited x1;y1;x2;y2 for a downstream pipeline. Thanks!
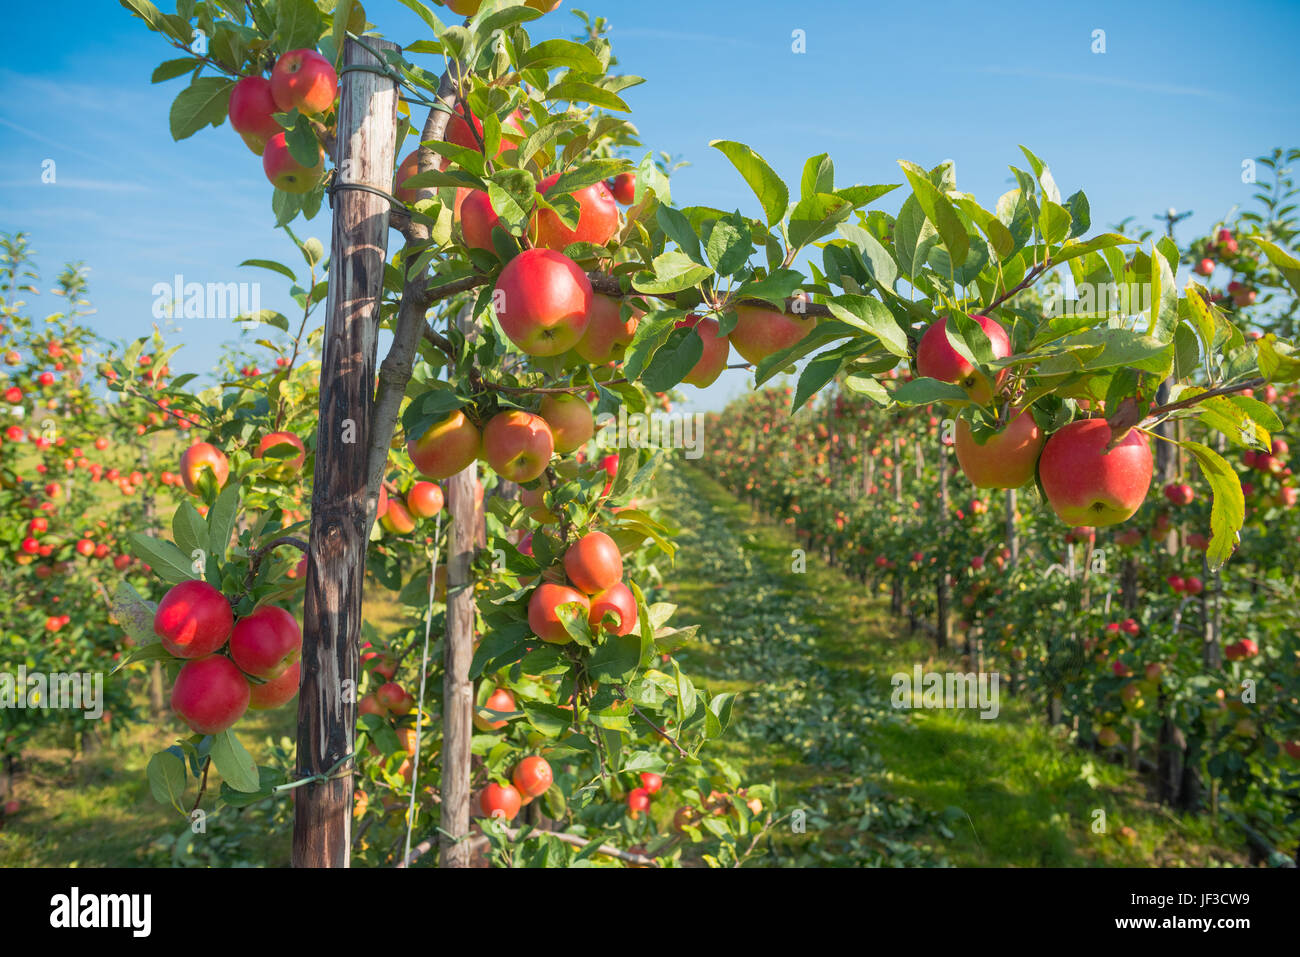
2;0;1298;411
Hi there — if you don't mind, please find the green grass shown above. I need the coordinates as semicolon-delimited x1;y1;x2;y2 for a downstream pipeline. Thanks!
663;463;1247;867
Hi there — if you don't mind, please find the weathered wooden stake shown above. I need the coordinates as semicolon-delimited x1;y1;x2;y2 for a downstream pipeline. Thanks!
293;36;399;868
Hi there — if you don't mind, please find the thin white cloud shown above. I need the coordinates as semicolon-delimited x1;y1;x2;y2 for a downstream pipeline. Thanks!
973;66;1227;100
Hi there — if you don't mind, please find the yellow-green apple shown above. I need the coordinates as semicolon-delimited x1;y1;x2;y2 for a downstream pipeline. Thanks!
528;582;590;643
588;581;638;635
916;314;1010;404
1038;419;1153;527
256;430;306;480
407;408;481;479
479;782;522;820
230;605;302;679
677;315;730;387
609;172;636;204
520;486;557;523
539;393;594;453
180;441;230;494
228;76;281;155
493;248;592;356
262;132;324;193
1096;726;1120;748
248;660;300;710
483;410;554;482
563;530;623;594
954;406;1044;489
530;173;619;251
474;686;516;731
512;755;553;797
270;49;338;115
155;579;234;658
728;304;817;365
406;481;444;518
575;293;639;363
171;655;250;734
380;498;416;535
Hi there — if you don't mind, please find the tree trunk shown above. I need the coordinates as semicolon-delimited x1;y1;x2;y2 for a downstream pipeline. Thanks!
292;36;400;868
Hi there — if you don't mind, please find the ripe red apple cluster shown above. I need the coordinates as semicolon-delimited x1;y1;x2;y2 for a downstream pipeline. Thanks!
527;530;638;642
155;579;303;734
228;49;337;193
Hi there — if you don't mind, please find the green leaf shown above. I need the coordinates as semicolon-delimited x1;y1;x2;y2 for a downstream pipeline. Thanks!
152;58;201;83
1182;441;1244;571
893;194;939;280
588;633;641;683
633;250;713;296
546;80;629;112
517;38;604;74
656;205;704;264
791;349;843;412
893;377;972;406
733;268;805;309
111;581;158;647
547;158;631;196
639;325;704;392
239;258;297;282
274;0;324;54
1246;236;1300;297
147;750;187;811
709;140;789;227
826;294;909;357
704;214;753;276
621;310;683;381
172;500;209;560
210;729;260;793
899;160;967;268
129;533;200;585
788;192;855;252
801;153;834;198
207;484;241;559
169;76;233;141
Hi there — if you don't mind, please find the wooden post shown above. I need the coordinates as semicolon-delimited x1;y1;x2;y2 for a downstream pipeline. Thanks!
293;36;400;868
441;306;482;867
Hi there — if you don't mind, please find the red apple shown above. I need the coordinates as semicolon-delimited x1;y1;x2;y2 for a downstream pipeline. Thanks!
262;132;324;193
954;406;1044;489
588;581;638;636
512;756;553;798
256;431;306;479
458;189;502;251
406;481;444;518
530;173;620;251
564;530;623;594
407;408;481;480
228;75;281;154
480;782;522;821
171;655;250;735
380;498;417;535
1038;419;1153;527
483;410;554;482
270;49;338;115
376;681;415;715
677;315;730;387
445;105;525;156
609;172;636;204
728;304;817;365
248;660;300;710
639;772;662;794
539;393;594;454
474;687;517;731
1194;258;1215;277
493;248;593;356
155;579;234;659
575;293;639;363
916;314;1011;404
230;605;302;679
528;583;590;644
180;442;229;495
626;786;650;818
